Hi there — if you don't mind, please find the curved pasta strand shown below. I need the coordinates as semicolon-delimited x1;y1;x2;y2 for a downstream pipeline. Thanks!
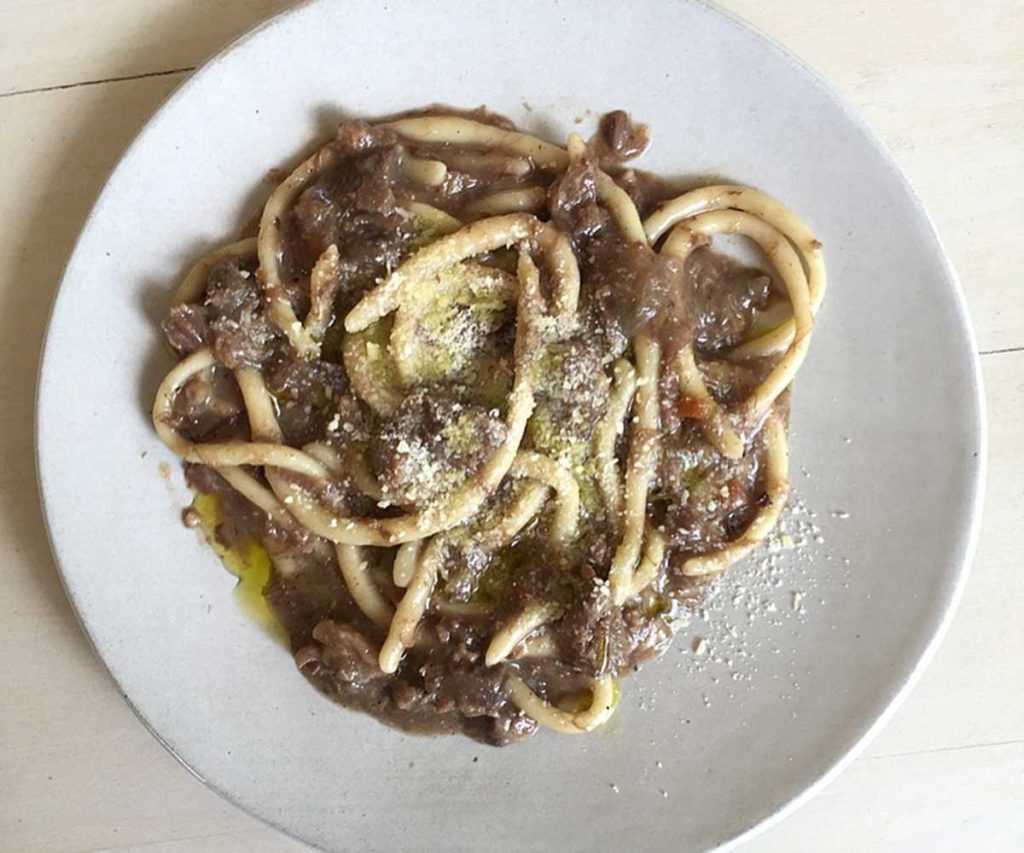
506;674;618;734
592;359;637;524
683;413;790;576
645;184;825;356
386;116;569;170
608;333;661;606
661;209;813;419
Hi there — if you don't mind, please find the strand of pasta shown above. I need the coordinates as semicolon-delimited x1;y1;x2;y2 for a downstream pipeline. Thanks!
345;447;385;502
434;149;533;178
608;333;661;606
485;602;562;666
392;540;423;588
300;443;386;504
682;412;790;577
629;526;668;598
301;442;343;474
403;201;463;235
214;465;300;533
596;170;646;243
505;673;618;734
676;344;745;459
565;132;646;244
661;210;813;419
591;358;638;525
510;631;558;660
520;237;575;333
232;367;319;545
379;450;570;672
257;146;333;356
336;543;394;628
234;365;283;441
463;187;547;218
385;116;570;171
432;600;493;618
645;184;826;358
304;245;342;344
379;535;444;673
473;481;549;551
399;153;448;187
506;451;580;543
344;212;579;334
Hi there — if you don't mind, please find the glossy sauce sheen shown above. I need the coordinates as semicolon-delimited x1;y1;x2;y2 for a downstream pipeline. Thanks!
163;109;784;745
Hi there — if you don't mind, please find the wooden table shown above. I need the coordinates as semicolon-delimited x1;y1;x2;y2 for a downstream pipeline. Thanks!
2;2;1021;850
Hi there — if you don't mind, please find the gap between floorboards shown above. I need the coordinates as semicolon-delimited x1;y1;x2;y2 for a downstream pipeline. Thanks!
0;67;195;100
865;737;1024;762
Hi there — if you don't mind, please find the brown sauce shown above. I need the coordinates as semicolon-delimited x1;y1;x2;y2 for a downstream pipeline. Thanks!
161;108;792;745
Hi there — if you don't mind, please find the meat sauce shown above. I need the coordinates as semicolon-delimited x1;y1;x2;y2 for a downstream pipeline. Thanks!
161;108;786;745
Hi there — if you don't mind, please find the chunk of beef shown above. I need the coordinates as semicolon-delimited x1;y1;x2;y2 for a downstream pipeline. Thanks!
334;118;397;154
686;247;772;353
529;336;610;450
370;387;506;508
547;152;606;241
466;706;537;745
162;303;209;355
265;354;349;446
203;258;279;368
656;423;761;553
440;540;492;603
586;236;692;356
183;463;265;545
615;167;677;220
282;134;415;296
590;110;650;166
422;658;505;718
167;364;245;441
298;621;387;687
699;358;763;407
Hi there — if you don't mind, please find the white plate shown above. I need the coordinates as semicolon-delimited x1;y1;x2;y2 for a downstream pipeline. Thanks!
36;1;985;850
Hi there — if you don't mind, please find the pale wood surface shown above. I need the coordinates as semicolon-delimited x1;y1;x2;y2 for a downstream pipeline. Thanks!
0;2;1020;850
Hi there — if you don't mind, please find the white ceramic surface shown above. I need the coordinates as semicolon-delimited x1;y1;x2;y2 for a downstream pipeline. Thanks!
36;1;984;850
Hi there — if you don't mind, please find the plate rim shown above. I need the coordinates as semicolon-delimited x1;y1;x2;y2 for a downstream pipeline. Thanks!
33;0;988;849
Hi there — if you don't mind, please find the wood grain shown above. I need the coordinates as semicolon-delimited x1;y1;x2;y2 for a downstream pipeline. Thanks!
0;0;295;96
0;1;1020;850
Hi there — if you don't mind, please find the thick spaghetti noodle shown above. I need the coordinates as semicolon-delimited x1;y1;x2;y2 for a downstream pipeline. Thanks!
154;108;824;745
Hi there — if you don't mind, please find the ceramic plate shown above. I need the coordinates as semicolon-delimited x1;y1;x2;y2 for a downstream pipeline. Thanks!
36;1;985;850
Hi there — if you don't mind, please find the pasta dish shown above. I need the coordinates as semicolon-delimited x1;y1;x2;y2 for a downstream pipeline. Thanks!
153;108;825;745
